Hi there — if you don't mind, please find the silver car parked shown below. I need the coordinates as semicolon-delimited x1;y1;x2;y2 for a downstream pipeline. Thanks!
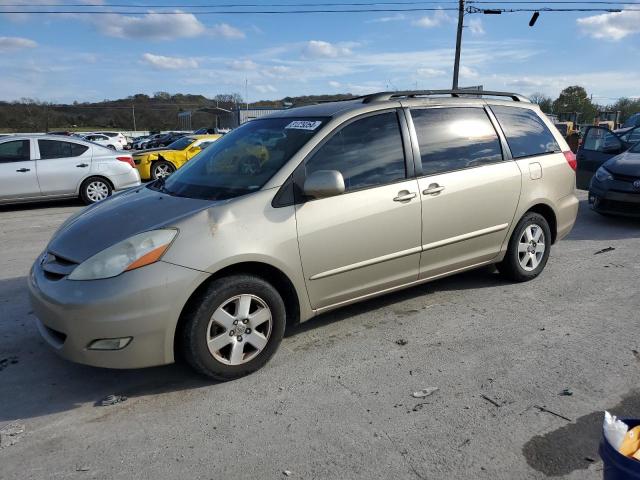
0;135;140;205
29;90;578;380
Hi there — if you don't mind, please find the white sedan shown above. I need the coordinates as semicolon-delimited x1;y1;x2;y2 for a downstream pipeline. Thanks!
82;133;121;150
0;135;141;205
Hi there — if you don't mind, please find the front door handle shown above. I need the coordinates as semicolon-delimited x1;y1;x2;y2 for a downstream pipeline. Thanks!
76;163;89;168
423;183;445;195
16;168;30;173
393;191;417;202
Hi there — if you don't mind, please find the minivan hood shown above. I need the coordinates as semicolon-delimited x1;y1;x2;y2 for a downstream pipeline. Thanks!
604;150;640;177
48;186;215;263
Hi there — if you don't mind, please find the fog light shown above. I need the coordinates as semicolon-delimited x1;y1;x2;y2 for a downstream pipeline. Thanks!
88;337;132;350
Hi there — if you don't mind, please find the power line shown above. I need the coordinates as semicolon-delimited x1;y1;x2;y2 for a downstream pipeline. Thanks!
2;6;635;12
5;0;638;4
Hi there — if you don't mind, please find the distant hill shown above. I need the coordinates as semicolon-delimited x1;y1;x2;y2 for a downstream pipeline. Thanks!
0;92;359;132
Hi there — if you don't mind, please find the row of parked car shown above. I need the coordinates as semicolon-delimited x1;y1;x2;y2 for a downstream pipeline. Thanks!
0;127;227;206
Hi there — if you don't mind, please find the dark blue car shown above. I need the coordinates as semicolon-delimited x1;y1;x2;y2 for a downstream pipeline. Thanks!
588;140;640;217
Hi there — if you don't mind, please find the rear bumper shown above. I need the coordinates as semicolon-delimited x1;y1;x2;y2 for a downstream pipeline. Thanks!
111;169;141;191
134;161;152;181
555;193;580;241
29;259;208;369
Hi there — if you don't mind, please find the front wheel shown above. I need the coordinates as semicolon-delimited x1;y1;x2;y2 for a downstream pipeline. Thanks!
496;212;551;282
151;160;175;180
181;275;286;381
80;176;112;204
107;144;116;150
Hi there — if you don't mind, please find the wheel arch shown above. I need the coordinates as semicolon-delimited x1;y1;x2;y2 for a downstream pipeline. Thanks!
173;261;301;360
526;202;558;244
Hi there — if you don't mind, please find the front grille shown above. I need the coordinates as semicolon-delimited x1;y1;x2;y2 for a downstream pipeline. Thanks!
599;199;640;215
41;252;78;280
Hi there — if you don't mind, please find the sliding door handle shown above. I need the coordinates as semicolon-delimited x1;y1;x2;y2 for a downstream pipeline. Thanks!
423;183;445;195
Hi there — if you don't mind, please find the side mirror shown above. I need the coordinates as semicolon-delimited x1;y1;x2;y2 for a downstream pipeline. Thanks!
303;170;345;199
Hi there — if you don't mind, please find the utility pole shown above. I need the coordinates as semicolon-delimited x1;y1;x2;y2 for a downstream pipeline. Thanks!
131;104;137;132
452;0;464;90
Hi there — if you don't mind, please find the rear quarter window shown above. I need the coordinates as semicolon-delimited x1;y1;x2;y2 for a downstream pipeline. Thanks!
491;106;561;159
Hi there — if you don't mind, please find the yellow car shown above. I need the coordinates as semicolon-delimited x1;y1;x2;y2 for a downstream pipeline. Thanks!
133;134;221;180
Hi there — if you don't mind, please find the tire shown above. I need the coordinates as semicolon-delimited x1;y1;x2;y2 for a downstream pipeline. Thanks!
79;176;112;205
181;275;286;381
107;144;116;150
151;160;175;180
496;212;552;282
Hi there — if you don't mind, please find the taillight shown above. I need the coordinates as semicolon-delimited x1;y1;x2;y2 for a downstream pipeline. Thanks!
563;151;577;171
117;156;135;168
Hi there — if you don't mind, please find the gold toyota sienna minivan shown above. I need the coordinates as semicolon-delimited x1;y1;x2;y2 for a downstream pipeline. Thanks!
29;90;579;380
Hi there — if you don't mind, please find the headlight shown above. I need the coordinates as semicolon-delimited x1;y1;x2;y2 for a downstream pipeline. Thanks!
595;167;613;182
68;229;177;281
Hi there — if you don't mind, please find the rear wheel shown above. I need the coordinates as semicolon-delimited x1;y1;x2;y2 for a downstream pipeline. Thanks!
107;144;116;150
496;212;551;282
181;275;286;381
151;160;175;180
80;176;112;204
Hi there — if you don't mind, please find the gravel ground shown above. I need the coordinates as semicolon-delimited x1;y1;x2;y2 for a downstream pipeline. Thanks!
1;191;639;480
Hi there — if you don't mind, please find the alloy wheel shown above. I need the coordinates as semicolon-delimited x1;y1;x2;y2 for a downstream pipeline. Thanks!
154;164;173;178
517;224;545;271
206;294;273;366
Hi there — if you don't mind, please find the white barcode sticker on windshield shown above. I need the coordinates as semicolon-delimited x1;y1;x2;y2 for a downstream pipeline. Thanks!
285;120;322;131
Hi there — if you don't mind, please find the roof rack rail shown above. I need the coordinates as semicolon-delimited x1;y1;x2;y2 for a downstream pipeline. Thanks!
362;89;530;104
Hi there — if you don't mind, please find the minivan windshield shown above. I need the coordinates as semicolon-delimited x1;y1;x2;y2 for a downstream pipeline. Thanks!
156;117;327;200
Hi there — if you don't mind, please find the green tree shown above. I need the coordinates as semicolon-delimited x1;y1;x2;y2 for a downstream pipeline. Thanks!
607;97;640;124
552;86;599;124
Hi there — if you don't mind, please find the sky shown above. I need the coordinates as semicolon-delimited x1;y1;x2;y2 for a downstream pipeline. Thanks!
0;1;639;104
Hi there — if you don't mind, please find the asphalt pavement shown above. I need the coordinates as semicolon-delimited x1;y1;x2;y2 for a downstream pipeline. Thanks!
1;191;639;479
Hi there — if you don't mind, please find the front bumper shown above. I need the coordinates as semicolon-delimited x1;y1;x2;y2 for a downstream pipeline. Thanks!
589;181;640;218
134;159;152;181
29;259;209;369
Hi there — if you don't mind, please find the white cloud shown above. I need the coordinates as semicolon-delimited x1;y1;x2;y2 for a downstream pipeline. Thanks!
417;67;446;78
264;65;293;78
210;23;245;39
254;84;277;94
460;65;479;78
576;11;640;41
97;11;206;40
367;13;407;23
328;80;342;88
412;8;453;28
467;18;485;35
0;36;37;51
141;53;198;70
301;40;354;58
229;59;258;71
